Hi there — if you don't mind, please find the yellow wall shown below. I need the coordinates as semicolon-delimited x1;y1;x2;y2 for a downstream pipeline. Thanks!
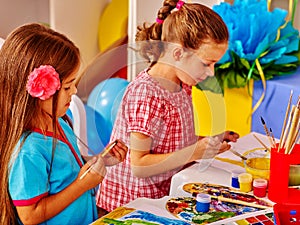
192;80;253;137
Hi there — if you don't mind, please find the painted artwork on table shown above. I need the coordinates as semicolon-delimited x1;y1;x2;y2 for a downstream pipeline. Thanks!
91;207;190;225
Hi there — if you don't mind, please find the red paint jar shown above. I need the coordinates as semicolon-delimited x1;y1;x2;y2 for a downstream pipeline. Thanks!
253;178;268;198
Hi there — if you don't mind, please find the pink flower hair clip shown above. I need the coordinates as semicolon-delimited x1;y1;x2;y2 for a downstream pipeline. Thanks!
26;65;61;100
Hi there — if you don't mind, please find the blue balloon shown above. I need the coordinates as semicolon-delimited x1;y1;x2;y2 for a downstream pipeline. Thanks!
87;78;129;128
85;104;112;155
110;86;127;125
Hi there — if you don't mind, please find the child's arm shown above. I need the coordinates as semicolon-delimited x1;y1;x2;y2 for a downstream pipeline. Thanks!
15;157;106;224
130;132;230;178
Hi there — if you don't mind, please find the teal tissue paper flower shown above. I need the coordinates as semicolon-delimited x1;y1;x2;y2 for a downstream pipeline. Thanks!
209;0;300;90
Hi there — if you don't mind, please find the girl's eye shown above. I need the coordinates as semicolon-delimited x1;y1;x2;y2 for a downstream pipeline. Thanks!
64;87;71;91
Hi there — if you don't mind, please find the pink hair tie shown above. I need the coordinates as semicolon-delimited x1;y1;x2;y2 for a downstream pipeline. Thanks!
176;0;185;10
156;18;164;24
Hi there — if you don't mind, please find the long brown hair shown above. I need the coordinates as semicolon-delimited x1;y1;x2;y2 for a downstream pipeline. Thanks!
135;0;229;65
0;23;80;224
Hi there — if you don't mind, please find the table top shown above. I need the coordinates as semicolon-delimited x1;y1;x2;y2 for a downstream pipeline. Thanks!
169;132;273;196
93;132;275;225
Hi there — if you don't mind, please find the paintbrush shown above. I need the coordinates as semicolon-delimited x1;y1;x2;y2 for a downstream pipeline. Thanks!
210;195;272;209
286;104;300;154
229;149;247;160
283;105;296;153
269;128;276;147
260;116;275;147
101;140;118;157
79;140;118;180
252;134;271;152
79;163;95;180
278;90;293;151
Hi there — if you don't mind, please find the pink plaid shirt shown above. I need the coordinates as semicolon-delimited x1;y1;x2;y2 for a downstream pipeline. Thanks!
96;70;197;211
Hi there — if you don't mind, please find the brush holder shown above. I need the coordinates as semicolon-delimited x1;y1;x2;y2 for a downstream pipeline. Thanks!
268;144;300;204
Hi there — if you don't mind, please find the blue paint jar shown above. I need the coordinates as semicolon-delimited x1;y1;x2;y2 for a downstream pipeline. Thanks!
195;193;211;213
231;170;242;188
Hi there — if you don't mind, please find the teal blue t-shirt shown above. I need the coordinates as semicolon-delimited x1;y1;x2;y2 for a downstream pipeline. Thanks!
9;118;97;225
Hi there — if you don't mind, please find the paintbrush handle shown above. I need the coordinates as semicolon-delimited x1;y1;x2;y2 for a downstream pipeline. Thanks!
252;134;270;152
211;195;271;209
229;149;247;160
286;106;300;153
283;106;296;153
101;140;118;157
79;164;94;180
278;90;293;151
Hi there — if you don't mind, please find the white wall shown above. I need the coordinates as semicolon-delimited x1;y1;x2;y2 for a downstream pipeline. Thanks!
50;0;110;69
0;0;49;38
0;0;109;72
0;0;299;73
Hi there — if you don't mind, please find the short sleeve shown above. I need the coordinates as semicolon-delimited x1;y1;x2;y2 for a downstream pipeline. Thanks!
124;82;167;139
9;150;49;206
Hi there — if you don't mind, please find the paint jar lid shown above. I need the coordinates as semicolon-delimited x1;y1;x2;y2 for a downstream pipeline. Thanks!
196;193;211;203
238;173;253;183
253;178;268;187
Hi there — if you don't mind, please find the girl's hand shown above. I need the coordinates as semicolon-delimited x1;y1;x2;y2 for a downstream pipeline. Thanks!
193;136;231;160
77;156;106;189
215;131;240;143
103;139;128;166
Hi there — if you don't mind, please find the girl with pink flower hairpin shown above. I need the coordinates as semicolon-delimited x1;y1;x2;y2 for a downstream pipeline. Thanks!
0;23;127;225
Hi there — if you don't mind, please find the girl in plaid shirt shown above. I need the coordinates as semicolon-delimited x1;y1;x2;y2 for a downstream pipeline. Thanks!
96;0;239;213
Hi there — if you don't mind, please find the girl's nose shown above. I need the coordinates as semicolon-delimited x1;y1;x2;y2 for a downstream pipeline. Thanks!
72;85;78;95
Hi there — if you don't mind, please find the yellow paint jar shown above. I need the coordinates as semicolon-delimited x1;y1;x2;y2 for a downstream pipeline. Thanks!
238;173;253;193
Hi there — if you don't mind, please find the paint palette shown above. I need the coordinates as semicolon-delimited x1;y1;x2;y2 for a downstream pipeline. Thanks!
235;212;275;224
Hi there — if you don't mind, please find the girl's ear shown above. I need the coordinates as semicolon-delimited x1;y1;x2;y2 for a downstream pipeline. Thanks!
173;47;184;61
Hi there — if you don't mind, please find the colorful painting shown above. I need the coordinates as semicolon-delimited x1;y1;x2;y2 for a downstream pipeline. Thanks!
91;207;190;225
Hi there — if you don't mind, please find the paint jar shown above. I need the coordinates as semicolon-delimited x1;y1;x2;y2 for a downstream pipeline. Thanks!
196;193;211;213
253;178;268;198
231;170;243;188
238;173;253;193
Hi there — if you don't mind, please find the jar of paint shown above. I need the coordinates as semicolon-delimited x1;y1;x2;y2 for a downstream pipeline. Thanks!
238;173;253;192
231;170;243;188
196;193;211;213
253;178;268;198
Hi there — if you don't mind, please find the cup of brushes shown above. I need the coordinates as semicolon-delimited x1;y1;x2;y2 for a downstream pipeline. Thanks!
266;91;300;204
